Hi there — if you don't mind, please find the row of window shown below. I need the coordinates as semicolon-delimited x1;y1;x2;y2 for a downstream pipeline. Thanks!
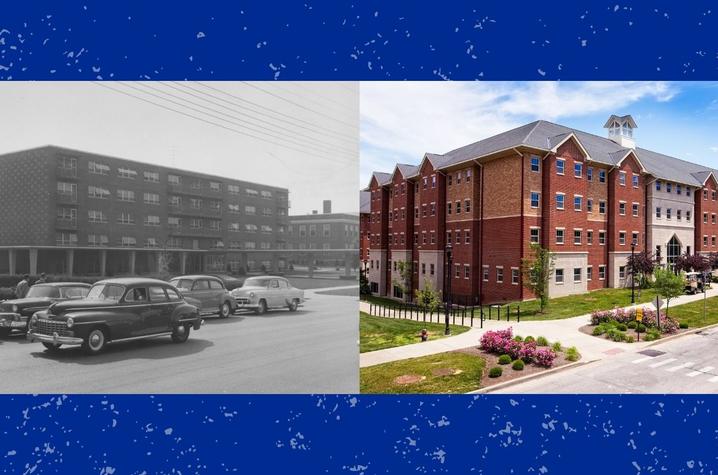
56;232;276;250
702;213;718;225
654;207;693;221
555;266;607;284
702;235;718;247
553;228;639;246
655;180;694;197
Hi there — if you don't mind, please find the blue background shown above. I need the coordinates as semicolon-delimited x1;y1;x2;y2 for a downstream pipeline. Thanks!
2;1;718;472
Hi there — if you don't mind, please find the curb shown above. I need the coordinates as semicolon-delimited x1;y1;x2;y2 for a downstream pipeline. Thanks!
645;321;718;347
467;358;596;394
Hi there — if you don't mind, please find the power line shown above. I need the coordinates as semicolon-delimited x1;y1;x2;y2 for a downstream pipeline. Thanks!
269;82;359;115
118;82;356;163
91;82;356;166
194;82;357;142
156;81;357;155
240;82;358;128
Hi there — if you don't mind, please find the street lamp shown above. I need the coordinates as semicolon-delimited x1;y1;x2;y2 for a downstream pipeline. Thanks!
444;243;453;336
630;240;636;304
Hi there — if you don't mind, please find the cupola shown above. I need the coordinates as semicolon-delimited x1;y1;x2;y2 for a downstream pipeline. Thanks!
603;114;637;149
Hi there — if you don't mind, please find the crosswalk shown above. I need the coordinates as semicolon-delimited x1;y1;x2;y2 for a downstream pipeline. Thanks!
631;355;718;383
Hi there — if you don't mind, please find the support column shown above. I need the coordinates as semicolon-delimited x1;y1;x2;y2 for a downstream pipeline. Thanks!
99;250;107;277
156;251;163;274
180;252;187;274
66;249;74;276
307;253;314;278
29;248;38;276
8;249;16;275
344;252;352;277
128;250;136;275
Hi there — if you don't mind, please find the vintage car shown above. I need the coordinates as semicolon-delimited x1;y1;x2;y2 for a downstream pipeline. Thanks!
230;276;305;314
26;278;202;355
0;282;91;337
168;275;237;318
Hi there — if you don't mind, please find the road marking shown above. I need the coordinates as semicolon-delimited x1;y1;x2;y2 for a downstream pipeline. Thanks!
686;366;715;377
708;376;718;383
631;356;653;364
649;358;677;368
665;362;694;372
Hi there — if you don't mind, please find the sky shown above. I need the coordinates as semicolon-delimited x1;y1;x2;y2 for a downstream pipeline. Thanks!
360;81;718;187
0;82;359;214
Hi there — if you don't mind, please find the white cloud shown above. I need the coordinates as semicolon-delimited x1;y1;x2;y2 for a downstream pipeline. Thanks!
360;81;678;185
710;146;718;153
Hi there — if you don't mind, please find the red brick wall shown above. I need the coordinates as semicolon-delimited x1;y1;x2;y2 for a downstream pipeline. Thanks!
695;175;718;253
481;216;523;303
608;154;645;253
359;212;370;262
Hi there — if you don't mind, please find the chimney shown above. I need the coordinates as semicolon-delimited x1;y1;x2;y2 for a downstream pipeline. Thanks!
604;114;637;149
323;200;332;214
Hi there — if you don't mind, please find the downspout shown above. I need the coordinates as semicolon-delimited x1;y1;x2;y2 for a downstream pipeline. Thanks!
475;159;484;306
514;148;525;300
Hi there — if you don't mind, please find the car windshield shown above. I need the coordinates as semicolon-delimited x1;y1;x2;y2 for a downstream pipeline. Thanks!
169;279;193;291
86;284;125;301
60;287;90;299
25;286;61;299
243;277;270;287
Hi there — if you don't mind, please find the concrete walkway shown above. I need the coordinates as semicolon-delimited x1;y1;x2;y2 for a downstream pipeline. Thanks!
360;287;718;368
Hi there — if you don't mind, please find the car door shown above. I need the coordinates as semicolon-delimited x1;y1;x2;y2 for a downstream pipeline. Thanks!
148;286;173;333
208;279;225;309
267;279;281;307
124;286;158;337
191;279;211;311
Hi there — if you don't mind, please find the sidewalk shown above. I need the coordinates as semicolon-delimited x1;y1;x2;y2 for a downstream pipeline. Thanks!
359;287;718;368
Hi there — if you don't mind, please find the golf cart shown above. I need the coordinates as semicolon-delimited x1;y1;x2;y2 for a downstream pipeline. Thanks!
684;272;707;294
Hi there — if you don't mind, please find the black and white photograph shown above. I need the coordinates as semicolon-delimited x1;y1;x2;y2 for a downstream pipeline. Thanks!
0;82;359;393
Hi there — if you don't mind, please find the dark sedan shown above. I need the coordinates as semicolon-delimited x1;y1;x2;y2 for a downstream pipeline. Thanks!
27;278;202;355
0;283;90;337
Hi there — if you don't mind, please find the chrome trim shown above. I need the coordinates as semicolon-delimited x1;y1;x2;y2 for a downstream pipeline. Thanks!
27;331;83;345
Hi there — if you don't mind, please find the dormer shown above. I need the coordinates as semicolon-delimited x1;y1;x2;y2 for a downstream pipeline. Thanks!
604;114;637;149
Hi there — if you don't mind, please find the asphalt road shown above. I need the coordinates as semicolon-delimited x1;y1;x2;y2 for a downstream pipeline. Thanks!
0;287;358;394
493;328;718;394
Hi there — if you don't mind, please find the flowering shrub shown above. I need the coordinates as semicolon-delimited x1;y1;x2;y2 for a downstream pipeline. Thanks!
590;307;679;334
480;328;555;367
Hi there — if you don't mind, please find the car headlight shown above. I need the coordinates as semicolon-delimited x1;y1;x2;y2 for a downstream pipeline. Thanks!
30;314;38;325
11;305;18;313
249;292;255;298
66;317;74;328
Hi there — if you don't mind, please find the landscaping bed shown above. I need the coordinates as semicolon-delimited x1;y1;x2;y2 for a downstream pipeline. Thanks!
360;312;469;353
581;306;688;343
360;328;580;394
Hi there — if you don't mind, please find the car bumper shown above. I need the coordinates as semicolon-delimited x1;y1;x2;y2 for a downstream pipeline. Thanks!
0;313;27;329
27;331;83;345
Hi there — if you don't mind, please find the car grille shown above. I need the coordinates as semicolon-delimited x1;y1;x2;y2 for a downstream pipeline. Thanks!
235;297;250;305
0;303;13;312
35;319;72;337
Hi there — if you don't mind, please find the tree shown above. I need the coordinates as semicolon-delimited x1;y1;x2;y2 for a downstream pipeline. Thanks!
653;267;684;318
359;268;371;295
521;244;555;313
626;250;657;289
415;280;442;315
392;261;413;302
675;253;710;274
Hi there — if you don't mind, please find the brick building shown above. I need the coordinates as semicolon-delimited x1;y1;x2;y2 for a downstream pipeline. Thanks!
362;115;718;304
0;146;290;277
360;191;371;265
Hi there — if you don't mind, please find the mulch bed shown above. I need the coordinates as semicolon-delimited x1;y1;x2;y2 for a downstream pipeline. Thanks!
578;324;692;342
453;346;576;388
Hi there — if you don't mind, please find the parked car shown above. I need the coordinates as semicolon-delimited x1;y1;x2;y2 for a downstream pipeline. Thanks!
168;275;237;318
208;274;244;291
0;283;91;338
230;276;305;314
26;278;202;355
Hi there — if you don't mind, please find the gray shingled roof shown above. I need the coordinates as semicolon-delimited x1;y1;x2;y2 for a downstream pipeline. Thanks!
396;163;419;178
359;191;371;213
372;171;391;185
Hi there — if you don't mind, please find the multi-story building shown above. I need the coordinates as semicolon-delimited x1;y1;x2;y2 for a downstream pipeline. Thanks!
362;115;718;304
287;201;359;266
360;191;371;266
0;146;290;276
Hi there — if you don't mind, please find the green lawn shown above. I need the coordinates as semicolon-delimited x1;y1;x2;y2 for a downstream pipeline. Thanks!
360;351;486;394
514;288;659;321
667;295;718;328
362;294;405;307
360;313;470;353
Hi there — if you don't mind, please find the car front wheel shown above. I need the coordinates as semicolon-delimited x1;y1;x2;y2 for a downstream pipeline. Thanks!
83;327;108;355
255;299;267;315
171;324;191;343
219;301;232;318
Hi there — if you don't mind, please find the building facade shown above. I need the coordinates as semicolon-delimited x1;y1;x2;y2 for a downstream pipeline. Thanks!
362;115;718;304
0;146;290;277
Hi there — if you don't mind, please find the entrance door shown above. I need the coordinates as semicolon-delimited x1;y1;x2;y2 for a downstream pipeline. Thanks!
667;235;682;271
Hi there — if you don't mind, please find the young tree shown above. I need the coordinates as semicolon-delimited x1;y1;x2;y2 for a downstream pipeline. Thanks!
359;268;371;296
415;280;442;315
626;250;657;289
392;261;413;302
521;244;555;313
653;267;685;318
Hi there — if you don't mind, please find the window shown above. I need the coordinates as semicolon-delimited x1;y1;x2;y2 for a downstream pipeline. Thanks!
465;199;471;213
88;186;110;199
496;267;504;283
619;202;626;215
168;217;181;228
190;198;202;209
599;200;606;214
168;174;181;185
599;231;606;245
656;207;661;219
666;182;672;193
117;189;135;202
573;268;582;283
144;215;161;227
465;230;471;244
686;186;692;197
556;193;565;210
587;199;593;213
421;263;426;275
228;184;240;194
574;162;583;178
599;169;606;183
57;182;77;197
632;174;639;188
676;184;682;195
88;161;109;175
574;195;582;211
587;266;593;281
619;231;626;245
88;210;107;223
448;174;452;186
145;238;160;249
191;219;204;229
687;211;691;221
530;192;540;208
632;232;639;245
573;229;582;245
619;171;626;186
556;159;565;175
656;181;662;191
713;214;717;225
455;230;461;244
120;236;136;247
556;228;565;244
144;171;160;182
705;213;709;224
555;269;564;284
511;268;520;285
430;264;435;275
632;203;639;217
431;175;436;188
677;209;682;221
144;192;160;205
587;167;593;181
118;167;137;179
530;155;540;172
455;200;461;214
117;212;134;225
464;265;470;279
456;172;462;184
619;266;626;280
599;265;606;280
87;234;108;247
169;196;181;207
466;169;472;182
447;202;452;215
530;228;540;244
482;266;489;281
587;230;593;245
666;208;672;220
210;181;221;192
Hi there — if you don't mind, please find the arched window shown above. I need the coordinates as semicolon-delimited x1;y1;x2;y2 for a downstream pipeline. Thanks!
666;235;682;270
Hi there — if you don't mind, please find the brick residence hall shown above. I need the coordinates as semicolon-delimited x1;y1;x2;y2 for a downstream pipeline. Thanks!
360;115;718;305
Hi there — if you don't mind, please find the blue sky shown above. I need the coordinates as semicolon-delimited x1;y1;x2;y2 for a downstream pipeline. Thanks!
360;81;718;187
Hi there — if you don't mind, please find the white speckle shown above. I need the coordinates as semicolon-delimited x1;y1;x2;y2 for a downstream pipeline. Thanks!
537;69;546;76
164;428;173;435
196;31;205;39
6;450;16;456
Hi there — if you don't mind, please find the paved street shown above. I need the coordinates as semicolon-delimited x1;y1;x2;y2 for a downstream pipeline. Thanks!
0;286;358;394
493;327;718;393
